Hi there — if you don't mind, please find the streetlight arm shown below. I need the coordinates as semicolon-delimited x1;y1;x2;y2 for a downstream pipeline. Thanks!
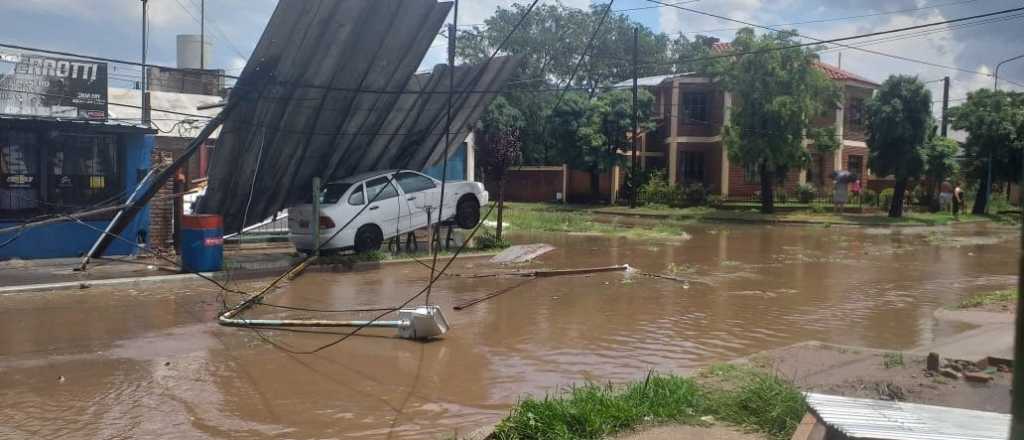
994;53;1024;90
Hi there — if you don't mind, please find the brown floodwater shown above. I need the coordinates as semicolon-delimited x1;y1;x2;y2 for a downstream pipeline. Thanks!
0;222;1018;439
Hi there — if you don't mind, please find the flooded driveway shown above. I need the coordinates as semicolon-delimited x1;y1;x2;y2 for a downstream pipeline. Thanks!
0;223;1018;439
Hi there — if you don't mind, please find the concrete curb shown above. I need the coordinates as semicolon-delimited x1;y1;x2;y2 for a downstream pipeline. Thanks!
0;251;501;295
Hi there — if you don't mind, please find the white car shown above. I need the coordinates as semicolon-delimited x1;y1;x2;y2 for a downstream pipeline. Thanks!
288;170;488;253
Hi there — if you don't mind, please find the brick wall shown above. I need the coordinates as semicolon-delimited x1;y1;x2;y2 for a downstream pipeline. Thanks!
567;168;612;202
148;149;175;252
727;163;802;197
486;167;564;203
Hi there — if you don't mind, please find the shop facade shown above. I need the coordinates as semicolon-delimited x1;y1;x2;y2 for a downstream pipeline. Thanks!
0;51;155;259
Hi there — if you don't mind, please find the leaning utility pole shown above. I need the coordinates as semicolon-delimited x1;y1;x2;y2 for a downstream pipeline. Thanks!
630;26;639;209
940;76;949;137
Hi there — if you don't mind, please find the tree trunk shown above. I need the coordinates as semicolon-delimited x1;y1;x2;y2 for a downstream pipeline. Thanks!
972;182;988;215
590;169;601;202
889;178;907;218
495;181;505;241
759;162;775;214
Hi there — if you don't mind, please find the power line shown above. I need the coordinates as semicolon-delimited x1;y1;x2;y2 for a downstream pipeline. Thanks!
677;0;986;34
648;0;1023;80
185;0;250;60
614;0;700;12
4;7;1023;95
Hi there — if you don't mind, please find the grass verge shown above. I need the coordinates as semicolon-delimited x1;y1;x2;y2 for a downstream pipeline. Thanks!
491;365;806;440
958;289;1019;309
596;204;991;226
493;203;693;241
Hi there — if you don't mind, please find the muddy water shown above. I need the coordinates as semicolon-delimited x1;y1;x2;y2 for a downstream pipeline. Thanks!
0;223;1017;439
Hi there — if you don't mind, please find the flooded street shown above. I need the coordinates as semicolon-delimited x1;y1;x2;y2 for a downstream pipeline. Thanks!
0;223;1018;439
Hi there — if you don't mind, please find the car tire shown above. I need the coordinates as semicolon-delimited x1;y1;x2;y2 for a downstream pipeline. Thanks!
455;196;480;229
354;225;383;253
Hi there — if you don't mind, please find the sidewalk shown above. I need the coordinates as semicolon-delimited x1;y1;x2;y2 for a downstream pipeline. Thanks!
918;308;1016;362
0;243;300;291
0;243;502;294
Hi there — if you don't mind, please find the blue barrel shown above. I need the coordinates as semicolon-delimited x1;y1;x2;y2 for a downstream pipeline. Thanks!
181;214;223;273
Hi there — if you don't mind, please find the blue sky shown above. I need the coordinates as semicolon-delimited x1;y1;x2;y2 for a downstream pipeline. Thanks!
2;0;1022;110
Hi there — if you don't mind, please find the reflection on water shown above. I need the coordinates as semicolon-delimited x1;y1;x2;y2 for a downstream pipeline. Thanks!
0;223;1017;439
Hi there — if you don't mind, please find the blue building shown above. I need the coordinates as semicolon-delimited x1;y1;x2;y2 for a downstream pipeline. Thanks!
421;133;476;182
0;116;155;259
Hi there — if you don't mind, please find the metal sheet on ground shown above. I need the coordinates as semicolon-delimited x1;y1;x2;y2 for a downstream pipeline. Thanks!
806;392;1010;440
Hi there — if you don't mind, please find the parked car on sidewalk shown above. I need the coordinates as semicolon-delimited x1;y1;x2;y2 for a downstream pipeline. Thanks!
288;170;488;254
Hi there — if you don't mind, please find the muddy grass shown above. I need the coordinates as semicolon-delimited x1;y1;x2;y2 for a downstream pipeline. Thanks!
957;289;1019;313
742;342;1012;414
493;203;693;241
596;204;992;226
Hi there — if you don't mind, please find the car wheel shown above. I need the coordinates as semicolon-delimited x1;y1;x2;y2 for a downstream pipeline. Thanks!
455;196;480;229
354;225;383;253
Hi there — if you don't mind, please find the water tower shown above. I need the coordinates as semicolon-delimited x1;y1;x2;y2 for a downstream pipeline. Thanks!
176;34;213;69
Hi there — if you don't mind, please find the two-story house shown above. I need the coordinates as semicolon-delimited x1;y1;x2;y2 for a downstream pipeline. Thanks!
629;45;878;198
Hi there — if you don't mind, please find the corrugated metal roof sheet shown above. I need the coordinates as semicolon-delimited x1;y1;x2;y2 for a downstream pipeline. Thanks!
611;72;696;88
806;393;1010;440
197;0;521;233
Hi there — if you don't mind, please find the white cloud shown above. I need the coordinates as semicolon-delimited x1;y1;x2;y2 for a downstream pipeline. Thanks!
8;0;195;29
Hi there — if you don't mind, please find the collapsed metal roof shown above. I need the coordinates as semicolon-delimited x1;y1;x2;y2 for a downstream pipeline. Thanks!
196;0;521;233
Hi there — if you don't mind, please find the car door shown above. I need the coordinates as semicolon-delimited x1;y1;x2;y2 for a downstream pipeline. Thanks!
395;171;440;229
362;175;405;238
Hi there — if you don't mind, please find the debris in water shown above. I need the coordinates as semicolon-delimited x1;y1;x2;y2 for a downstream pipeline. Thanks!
490;244;555;264
57;375;65;383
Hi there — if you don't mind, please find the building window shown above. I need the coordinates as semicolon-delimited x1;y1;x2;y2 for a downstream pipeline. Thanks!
1;131;41;213
2;129;124;220
847;154;864;175
846;98;865;126
682;92;709;123
680;151;704;183
47;134;121;209
744;163;760;184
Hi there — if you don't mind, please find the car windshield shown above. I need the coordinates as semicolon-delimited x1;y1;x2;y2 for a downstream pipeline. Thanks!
320;183;352;204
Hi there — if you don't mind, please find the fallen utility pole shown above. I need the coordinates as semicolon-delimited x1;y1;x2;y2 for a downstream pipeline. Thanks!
452;264;631;310
80;168;157;270
220;305;450;340
0;202;131;235
216;256;447;341
84;110;228;262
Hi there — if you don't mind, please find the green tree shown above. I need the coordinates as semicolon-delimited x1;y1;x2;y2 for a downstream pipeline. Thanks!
669;34;718;73
456;2;675;164
866;75;932;217
548;89;655;200
477;97;525;240
710;28;840;213
948;88;1024;214
922;135;960;208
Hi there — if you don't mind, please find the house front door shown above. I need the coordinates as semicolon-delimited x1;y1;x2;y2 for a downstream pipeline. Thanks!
678;151;705;185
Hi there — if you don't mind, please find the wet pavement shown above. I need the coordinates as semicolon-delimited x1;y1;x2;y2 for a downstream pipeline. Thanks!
0;222;1018;439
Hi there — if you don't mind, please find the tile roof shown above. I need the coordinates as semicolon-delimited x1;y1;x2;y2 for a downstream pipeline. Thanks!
708;42;879;87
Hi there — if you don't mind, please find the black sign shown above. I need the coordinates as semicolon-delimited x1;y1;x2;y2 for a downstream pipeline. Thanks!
0;52;108;120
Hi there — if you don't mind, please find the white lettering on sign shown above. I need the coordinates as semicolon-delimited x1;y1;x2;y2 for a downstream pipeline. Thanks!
19;56;99;81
